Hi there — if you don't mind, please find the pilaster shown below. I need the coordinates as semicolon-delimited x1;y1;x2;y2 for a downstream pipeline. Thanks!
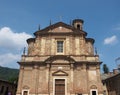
16;66;24;94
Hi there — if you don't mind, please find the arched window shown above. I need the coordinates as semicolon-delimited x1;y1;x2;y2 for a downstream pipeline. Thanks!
77;24;80;30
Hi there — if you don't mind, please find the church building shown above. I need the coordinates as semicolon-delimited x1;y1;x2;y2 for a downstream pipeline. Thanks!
16;19;103;95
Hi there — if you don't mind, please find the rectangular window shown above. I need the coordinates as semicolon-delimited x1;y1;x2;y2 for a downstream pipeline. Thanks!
57;41;63;53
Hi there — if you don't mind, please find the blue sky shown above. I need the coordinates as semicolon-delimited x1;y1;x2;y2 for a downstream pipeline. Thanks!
0;0;120;71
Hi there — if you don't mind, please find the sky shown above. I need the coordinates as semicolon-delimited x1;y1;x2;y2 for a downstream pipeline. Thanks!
0;0;120;71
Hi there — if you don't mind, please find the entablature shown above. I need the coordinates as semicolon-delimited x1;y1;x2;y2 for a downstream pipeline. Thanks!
18;55;101;66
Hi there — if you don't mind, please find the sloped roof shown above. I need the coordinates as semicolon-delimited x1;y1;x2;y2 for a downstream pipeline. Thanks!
34;21;87;36
101;74;110;80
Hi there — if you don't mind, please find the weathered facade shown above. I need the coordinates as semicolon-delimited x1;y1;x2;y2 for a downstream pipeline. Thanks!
16;19;103;95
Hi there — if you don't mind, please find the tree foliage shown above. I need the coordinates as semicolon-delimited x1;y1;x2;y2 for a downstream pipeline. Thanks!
0;66;19;83
103;64;109;74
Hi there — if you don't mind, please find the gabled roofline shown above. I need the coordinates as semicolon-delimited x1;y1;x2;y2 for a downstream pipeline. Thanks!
34;21;87;36
34;22;73;35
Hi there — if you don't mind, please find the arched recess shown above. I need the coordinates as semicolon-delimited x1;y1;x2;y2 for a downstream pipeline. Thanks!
90;85;98;95
44;55;76;64
90;85;97;89
22;85;30;95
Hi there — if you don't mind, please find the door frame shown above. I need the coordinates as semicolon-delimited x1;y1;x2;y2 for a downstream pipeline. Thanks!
22;89;29;95
53;78;67;95
90;89;98;95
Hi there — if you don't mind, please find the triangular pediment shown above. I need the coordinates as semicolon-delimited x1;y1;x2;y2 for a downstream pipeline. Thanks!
34;22;87;36
52;70;68;76
46;22;74;32
34;22;76;35
48;25;73;33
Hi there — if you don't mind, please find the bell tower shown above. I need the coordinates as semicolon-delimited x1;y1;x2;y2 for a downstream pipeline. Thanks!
72;19;84;30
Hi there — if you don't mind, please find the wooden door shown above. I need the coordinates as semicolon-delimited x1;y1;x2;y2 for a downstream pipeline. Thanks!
55;79;65;95
23;91;28;95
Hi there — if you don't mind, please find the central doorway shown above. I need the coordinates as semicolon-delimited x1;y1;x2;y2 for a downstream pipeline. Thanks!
92;91;97;95
55;79;65;95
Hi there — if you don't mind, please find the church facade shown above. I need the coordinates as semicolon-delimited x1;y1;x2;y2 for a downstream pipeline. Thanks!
16;19;103;95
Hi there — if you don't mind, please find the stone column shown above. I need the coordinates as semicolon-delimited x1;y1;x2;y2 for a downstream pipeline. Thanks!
82;63;88;94
41;37;46;55
16;66;24;94
96;64;103;94
33;65;39;94
51;38;55;55
75;36;80;55
46;64;50;94
70;63;74;94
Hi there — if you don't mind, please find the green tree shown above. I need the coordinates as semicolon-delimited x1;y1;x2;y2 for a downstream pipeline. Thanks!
103;64;109;74
8;76;18;84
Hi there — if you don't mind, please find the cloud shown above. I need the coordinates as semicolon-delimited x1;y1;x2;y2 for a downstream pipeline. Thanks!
104;35;118;45
0;53;21;68
114;24;120;31
0;27;33;51
0;27;33;68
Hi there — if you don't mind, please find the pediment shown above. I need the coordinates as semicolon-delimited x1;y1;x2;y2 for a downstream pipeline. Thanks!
34;22;75;35
52;70;68;76
48;26;73;33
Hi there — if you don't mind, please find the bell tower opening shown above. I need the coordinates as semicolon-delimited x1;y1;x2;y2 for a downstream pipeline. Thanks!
72;19;84;30
77;24;80;30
